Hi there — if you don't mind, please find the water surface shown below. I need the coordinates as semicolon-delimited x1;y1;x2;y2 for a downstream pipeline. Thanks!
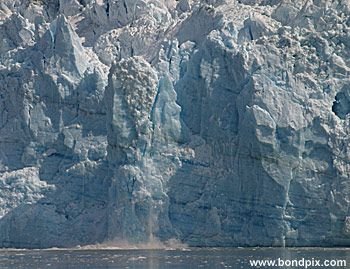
0;247;349;268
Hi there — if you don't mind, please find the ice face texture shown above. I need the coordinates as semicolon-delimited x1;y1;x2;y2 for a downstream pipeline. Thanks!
0;0;350;248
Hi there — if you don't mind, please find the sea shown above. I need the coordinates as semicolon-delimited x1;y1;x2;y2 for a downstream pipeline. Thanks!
0;247;349;268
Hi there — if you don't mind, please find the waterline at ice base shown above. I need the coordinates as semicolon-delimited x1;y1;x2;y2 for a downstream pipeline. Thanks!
0;0;350;248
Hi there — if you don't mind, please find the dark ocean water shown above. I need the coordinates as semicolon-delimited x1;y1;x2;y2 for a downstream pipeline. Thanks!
0;247;349;268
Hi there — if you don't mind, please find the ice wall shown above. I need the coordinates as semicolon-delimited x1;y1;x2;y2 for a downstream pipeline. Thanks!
0;0;349;248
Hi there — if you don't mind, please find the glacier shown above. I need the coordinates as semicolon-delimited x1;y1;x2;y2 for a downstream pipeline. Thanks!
0;0;350;248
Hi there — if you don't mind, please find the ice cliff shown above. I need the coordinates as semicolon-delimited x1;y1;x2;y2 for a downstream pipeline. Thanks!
0;0;350;248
